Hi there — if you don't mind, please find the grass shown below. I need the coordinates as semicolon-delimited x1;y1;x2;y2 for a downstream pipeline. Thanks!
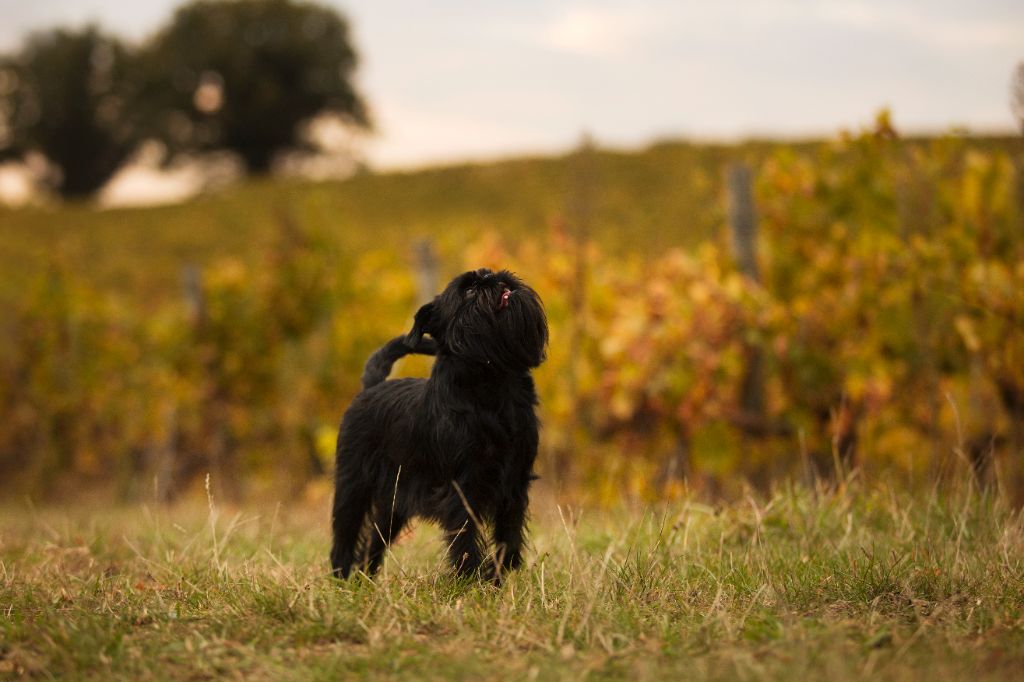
2;484;1023;680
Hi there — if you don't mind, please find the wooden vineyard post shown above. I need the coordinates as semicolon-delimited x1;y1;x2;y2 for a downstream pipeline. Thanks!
727;164;767;427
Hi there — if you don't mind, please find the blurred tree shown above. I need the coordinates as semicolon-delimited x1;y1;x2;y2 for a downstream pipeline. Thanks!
138;0;370;173
1007;61;1024;133
1013;62;1024;133
0;27;139;198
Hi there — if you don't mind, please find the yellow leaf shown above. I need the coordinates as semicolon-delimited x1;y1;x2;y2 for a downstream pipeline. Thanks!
954;316;981;353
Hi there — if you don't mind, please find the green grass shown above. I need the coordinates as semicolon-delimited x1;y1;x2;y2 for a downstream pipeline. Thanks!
2;485;1022;679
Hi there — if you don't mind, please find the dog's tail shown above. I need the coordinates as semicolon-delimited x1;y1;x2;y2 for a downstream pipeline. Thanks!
361;335;437;389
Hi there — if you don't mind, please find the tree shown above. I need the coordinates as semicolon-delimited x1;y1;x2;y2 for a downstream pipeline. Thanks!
1013;62;1024;134
139;0;370;173
0;27;140;198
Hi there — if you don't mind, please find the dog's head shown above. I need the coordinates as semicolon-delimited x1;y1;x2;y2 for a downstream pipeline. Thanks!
405;268;547;372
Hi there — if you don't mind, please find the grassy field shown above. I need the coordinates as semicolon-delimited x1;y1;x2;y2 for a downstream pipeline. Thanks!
2;132;1023;678
2;484;1022;680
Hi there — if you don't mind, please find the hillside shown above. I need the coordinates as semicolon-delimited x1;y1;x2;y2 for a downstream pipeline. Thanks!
1;130;1022;502
8;135;1015;306
0;141;701;304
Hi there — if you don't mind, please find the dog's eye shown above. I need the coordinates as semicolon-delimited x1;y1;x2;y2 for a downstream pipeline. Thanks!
465;287;476;298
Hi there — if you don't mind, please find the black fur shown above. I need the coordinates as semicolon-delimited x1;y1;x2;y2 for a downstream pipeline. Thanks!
360;335;437;389
330;268;548;582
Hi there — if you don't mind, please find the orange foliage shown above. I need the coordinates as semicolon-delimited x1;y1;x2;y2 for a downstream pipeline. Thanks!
1;120;1021;503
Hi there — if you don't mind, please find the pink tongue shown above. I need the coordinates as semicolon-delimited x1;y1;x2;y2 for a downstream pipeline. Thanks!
499;289;511;310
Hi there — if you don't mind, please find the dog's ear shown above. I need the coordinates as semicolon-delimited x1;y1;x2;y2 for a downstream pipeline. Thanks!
404;301;435;348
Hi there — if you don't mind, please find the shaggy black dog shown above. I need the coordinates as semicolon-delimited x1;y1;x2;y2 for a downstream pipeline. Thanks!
330;268;548;581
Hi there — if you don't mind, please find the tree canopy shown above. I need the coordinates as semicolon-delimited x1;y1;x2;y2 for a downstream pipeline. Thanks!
138;0;370;173
0;27;140;198
0;0;370;198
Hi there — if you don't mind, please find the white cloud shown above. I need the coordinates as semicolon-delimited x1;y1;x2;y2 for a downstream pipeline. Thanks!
540;6;654;57
816;1;1024;50
363;96;555;169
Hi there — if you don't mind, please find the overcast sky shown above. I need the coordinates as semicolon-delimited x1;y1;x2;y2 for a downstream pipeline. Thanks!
1;0;1022;168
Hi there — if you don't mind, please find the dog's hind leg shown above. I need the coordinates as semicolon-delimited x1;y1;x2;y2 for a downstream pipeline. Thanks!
330;481;372;579
443;520;483;577
442;486;485;577
364;507;410;575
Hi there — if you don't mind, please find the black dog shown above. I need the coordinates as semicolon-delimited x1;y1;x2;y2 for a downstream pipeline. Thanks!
330;268;548;581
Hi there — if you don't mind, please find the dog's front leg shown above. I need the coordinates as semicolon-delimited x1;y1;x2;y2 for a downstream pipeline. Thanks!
492;414;538;582
492;490;528;580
